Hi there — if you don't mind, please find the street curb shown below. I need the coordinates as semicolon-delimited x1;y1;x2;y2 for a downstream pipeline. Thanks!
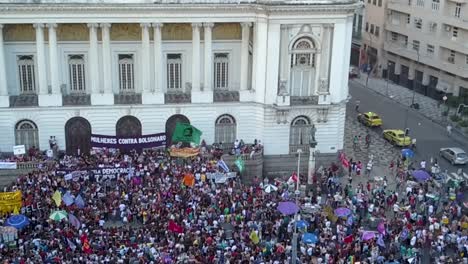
350;79;468;146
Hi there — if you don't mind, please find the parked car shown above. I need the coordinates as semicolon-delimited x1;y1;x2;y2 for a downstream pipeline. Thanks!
439;147;468;165
357;112;383;127
383;129;411;147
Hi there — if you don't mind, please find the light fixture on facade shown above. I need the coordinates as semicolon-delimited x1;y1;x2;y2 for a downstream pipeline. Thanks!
317;108;329;123
275;109;289;124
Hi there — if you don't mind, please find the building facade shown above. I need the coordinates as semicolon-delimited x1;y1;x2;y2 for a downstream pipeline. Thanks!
0;0;357;157
384;0;468;99
361;0;386;76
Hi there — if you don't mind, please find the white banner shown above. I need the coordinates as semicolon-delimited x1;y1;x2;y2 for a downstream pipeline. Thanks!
207;172;237;184
13;145;26;155
0;162;17;170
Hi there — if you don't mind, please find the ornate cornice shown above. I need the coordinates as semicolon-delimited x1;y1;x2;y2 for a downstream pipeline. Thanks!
0;3;359;15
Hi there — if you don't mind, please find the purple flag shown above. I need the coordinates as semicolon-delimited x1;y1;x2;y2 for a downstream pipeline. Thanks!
377;234;386;248
67;238;76;251
62;192;74;206
74;194;85;209
68;213;81;229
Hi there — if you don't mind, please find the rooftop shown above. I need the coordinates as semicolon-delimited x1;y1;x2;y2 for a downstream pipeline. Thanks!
0;0;358;5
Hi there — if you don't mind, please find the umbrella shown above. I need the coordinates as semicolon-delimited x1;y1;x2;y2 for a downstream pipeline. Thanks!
401;148;414;158
334;207;352;217
264;184;278;193
277;201;299;215
296;220;309;229
49;210;68;221
412;170;431;182
302;233;318;244
362;231;376;241
4;214;29;229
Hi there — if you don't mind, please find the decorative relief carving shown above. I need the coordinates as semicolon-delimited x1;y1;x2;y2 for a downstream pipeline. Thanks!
162;23;192;41
110;23;141;41
319;78;329;93
57;24;88;41
4;24;35;41
213;23;241;40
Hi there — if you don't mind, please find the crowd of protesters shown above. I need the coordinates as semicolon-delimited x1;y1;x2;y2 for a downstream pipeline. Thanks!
0;142;466;264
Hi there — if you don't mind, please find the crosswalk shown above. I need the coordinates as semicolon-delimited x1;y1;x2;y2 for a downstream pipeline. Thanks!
433;171;468;188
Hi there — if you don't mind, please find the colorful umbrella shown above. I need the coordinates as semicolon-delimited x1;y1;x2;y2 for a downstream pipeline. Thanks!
49;210;68;221
302;233;318;244
277;201;299;215
334;207;352;217
296;220;309;229
401;148;414;158
4;214;29;229
362;231;376;241
412;170;431;182
264;184;278;193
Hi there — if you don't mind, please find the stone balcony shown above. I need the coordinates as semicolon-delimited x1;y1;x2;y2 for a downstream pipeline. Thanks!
9;94;38;107
114;93;142;105
290;96;319;106
62;94;91;106
213;90;240;102
165;92;191;104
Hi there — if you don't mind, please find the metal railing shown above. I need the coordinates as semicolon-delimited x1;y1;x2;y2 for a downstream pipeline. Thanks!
289;144;310;154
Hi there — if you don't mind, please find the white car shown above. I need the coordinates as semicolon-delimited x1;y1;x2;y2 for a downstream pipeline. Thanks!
439;147;468;165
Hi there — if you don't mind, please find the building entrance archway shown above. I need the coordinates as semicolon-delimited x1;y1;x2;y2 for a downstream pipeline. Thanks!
165;114;190;146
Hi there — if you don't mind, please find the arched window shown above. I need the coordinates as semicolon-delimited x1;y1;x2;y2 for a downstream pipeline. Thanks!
290;37;317;97
119;54;135;92
68;55;86;93
289;116;312;150
215;114;236;144
15;120;39;151
17;55;36;94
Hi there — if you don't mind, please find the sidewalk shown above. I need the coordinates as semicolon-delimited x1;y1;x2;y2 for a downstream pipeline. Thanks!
350;74;468;144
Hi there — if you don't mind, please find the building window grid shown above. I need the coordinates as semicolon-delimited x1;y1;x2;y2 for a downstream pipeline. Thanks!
15;120;39;151
167;54;182;91
431;0;439;10
404;36;409;47
68;55;86;93
412;40;420;51
365;22;369;32
429;22;437;32
455;3;461;18
214;115;236;144
416;0;424;6
449;50;456;64
415;18;422;29
378;0;382;6
17;56;36;94
373;0;376;5
407;14;411;24
453;27;458;38
290;116;312;146
427;44;435;56
466;55;468;65
370;24;374;35
118;55;134;92
214;53;229;90
391;32;398;41
375;26;380;37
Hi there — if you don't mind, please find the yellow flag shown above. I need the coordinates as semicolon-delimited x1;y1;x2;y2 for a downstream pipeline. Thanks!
52;190;62;207
250;230;259;244
13;206;19;215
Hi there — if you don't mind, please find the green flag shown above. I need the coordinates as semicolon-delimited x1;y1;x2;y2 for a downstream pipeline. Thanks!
235;157;245;173
172;123;202;145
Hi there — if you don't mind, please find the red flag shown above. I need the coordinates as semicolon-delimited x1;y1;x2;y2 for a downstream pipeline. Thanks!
342;157;350;168
80;234;92;254
288;172;298;184
168;220;184;234
344;235;353;244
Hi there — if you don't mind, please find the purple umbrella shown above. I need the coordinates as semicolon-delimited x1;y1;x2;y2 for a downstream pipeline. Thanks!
412;170;431;182
334;207;352;217
362;231;376;241
277;201;300;215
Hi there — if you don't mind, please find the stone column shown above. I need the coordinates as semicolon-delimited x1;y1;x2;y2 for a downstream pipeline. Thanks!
153;23;163;93
240;22;251;92
318;24;333;95
142;23;165;104
191;23;201;92
140;23;151;93
0;24;8;107
39;23;63;106
89;23;113;105
88;23;99;94
34;23;47;95
253;20;268;103
203;23;214;92
191;23;211;103
101;23;113;95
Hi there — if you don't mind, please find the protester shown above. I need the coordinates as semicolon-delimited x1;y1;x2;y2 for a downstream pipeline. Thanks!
0;145;466;264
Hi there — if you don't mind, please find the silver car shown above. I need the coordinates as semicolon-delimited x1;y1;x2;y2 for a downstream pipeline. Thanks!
439;147;468;165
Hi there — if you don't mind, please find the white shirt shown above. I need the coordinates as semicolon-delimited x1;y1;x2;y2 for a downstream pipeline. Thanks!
420;161;426;168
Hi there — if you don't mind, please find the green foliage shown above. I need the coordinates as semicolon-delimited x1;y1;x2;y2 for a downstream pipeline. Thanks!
450;114;461;122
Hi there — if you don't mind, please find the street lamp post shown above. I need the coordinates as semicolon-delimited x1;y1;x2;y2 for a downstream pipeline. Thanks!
410;51;420;107
291;148;302;264
385;61;391;97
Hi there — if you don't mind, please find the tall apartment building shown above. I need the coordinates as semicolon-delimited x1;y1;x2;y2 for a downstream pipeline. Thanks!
361;0;387;76
384;0;468;99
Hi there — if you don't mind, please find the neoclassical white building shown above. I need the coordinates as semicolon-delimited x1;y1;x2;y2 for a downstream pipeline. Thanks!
0;0;358;157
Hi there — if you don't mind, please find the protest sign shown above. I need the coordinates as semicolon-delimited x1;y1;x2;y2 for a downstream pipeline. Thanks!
0;162;17;170
0;191;22;214
13;145;26;155
90;133;166;149
57;167;133;181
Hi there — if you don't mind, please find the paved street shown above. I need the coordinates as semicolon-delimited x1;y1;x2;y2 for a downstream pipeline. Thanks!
348;78;468;184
